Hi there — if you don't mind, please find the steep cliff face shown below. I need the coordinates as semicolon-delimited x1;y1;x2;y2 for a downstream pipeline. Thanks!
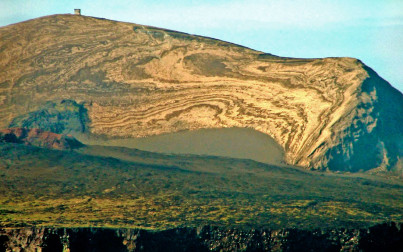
309;66;403;173
0;14;401;172
1;223;402;251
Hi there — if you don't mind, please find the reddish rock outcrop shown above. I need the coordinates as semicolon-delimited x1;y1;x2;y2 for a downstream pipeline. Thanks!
0;128;83;150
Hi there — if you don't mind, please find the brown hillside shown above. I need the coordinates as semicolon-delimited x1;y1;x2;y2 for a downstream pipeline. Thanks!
0;14;402;172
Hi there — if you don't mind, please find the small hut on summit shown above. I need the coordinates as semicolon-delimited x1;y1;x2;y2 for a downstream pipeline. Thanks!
74;9;81;15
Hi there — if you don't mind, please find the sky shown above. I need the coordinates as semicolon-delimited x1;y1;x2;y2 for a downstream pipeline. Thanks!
1;0;402;93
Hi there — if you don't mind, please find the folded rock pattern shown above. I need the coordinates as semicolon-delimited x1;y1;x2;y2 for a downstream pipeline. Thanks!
0;15;402;171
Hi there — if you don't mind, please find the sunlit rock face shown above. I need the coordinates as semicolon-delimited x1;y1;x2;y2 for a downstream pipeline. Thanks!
0;14;401;172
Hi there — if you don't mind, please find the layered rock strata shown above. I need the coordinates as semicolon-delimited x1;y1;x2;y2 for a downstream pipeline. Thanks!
0;15;402;171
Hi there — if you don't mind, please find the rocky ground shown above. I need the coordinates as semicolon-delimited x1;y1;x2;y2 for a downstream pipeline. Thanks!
0;127;83;149
1;222;402;251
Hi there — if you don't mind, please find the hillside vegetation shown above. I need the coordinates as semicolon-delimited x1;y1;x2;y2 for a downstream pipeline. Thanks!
0;142;402;230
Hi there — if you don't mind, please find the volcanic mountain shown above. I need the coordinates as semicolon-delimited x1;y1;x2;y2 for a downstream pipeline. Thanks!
0;14;402;173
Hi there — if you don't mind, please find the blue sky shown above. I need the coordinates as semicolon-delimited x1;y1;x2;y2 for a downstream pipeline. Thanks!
1;0;402;93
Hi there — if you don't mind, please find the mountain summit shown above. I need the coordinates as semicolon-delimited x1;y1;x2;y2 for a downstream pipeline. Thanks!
0;14;402;173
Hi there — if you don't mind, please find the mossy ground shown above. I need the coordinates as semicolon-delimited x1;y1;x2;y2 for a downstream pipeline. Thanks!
0;143;402;230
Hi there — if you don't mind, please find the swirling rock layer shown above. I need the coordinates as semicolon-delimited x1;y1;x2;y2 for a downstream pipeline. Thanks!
0;14;402;171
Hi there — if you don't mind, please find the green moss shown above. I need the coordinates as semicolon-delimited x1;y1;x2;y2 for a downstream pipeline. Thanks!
0;143;402;230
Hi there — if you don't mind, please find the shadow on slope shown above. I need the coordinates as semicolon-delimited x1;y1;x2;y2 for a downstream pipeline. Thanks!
77;127;286;166
323;66;403;174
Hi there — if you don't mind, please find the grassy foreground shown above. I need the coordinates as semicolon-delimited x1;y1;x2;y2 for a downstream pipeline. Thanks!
0;143;402;230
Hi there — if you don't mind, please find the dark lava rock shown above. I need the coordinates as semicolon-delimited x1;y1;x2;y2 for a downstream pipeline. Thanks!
9;99;89;135
0;222;401;251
